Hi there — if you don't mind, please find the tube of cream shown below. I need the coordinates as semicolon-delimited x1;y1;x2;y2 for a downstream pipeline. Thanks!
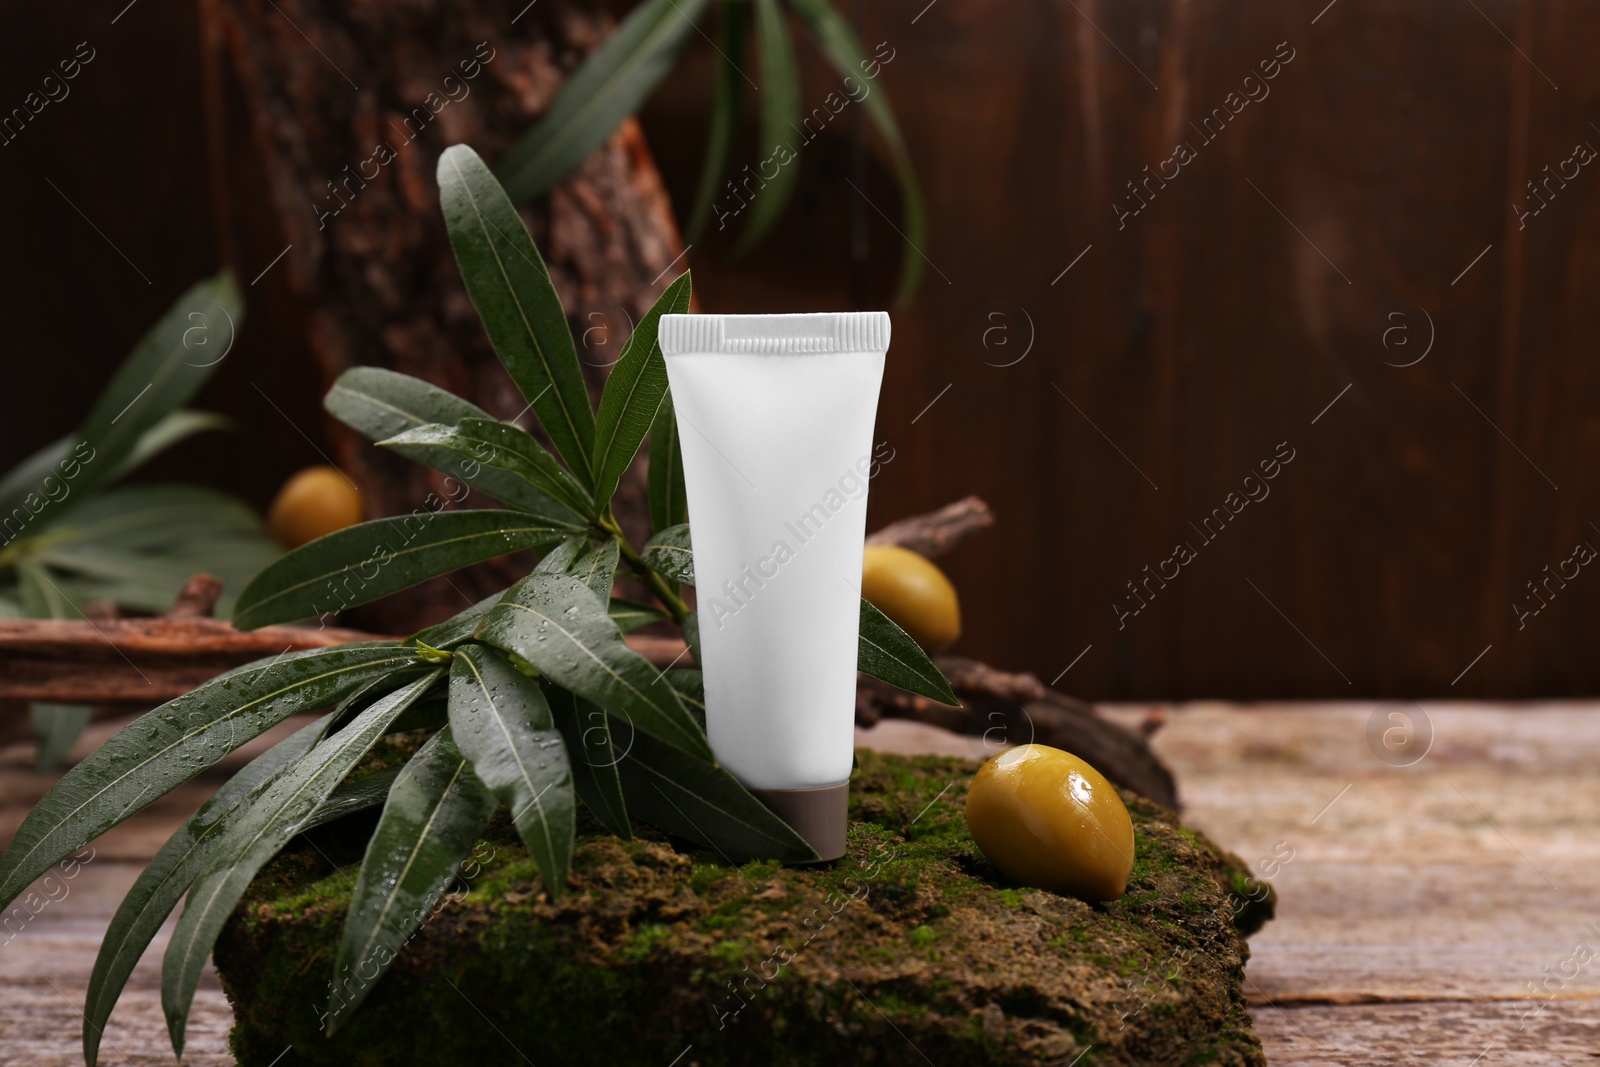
659;312;889;861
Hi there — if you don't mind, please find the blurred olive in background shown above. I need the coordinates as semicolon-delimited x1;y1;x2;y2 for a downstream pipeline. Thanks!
267;466;365;549
861;544;961;653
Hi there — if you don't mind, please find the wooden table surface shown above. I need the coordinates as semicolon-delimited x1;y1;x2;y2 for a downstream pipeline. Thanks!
3;702;1596;1065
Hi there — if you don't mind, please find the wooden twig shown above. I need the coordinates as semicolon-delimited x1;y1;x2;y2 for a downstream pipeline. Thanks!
0;498;1175;807
0;499;998;706
169;573;224;618
0;616;1176;806
0;616;391;706
854;666;1178;810
865;496;994;558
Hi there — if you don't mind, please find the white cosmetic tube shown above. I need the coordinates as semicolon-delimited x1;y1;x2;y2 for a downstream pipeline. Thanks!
659;312;889;861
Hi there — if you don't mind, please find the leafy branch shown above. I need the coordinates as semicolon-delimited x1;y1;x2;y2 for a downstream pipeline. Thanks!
0;143;955;1065
497;0;928;303
0;275;281;768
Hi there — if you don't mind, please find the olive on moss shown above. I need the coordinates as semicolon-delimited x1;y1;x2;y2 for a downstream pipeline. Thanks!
965;744;1135;903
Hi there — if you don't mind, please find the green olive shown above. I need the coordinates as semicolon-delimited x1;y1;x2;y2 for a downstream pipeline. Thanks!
267;465;365;548
965;744;1135;902
861;544;961;652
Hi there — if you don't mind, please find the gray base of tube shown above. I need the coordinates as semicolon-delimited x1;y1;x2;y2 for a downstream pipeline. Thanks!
750;783;849;862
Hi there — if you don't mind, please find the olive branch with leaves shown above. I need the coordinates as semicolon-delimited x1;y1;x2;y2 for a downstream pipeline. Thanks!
0;144;955;1066
499;0;927;303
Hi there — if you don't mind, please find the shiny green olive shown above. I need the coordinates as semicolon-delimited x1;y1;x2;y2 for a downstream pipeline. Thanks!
966;744;1135;902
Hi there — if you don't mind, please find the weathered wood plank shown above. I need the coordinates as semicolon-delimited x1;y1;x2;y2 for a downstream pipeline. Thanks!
1251;999;1600;1066
7;703;1597;1063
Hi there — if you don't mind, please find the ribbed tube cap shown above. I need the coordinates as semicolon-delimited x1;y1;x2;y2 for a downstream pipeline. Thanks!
750;783;849;863
658;312;889;356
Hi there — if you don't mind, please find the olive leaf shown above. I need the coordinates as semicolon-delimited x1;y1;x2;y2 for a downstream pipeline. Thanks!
381;417;597;524
0;643;421;914
496;0;710;204
37;484;265;550
330;727;495;1030
569;539;621;603
232;510;573;630
14;559;73;618
103;410;231;484
684;1;749;240
786;0;928;304
647;393;688;535
0;433;80;521
736;0;802;251
313;767;405;826
535;534;620;603
641;523;695;585
607;597;668;633
161;672;441;1057
69;273;244;502
26;485;278;621
438;145;596;484
476;570;711;760
681;610;703;670
30;705;91;772
324;366;494;443
317;665;440;742
324;367;588;534
858;596;961;706
448;644;575;895
665;668;706;729
591;271;692;509
81;718;322;1067
614;723;817;863
547;685;631;839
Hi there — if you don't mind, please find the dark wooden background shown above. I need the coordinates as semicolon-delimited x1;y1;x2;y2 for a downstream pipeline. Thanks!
2;0;1596;700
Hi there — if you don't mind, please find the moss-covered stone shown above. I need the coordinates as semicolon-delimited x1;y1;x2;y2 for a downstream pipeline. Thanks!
214;751;1274;1066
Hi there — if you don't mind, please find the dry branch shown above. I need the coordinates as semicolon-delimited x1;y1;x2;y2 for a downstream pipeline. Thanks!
865;495;994;558
0;498;1176;806
855;662;1178;810
0;616;387;706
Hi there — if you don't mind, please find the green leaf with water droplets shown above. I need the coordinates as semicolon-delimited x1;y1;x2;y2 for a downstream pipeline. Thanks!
607;597;667;633
535;534;620;604
82;717;324;1067
647;393;687;535
547;684;631;839
0;642;420;915
438;145;596;483
161;672;440;1058
330;727;495;1030
448;644;574;895
476;570;711;760
233;510;572;630
380;418;595;525
641;523;694;585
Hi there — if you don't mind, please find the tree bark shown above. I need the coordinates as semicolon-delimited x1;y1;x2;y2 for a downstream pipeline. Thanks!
204;0;684;630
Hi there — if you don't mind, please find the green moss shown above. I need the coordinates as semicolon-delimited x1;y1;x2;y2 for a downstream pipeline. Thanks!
216;751;1273;1067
